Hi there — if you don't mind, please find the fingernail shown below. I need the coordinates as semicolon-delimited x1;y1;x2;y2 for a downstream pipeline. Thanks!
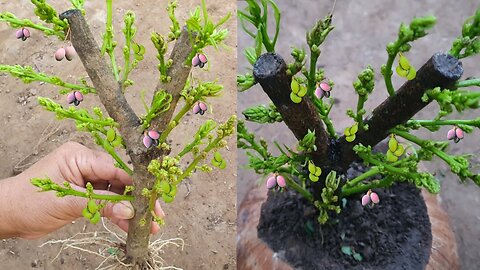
113;201;134;219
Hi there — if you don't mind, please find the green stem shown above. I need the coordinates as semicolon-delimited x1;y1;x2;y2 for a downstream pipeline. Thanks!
455;78;480;88
158;101;192;143
392;129;455;166
407;118;480;128
345;166;380;188
105;0;119;81
55;185;133;201
0;65;96;94
342;176;394;197
307;50;320;96
312;98;337;138
93;133;133;175
175;136;221;185
0;13;65;39
356;95;367;130
277;169;313;201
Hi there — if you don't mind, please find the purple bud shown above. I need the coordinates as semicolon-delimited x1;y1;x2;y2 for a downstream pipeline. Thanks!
65;46;76;61
193;103;201;114
455;127;464;139
319;81;331;92
192;55;200;67
266;176;276;189
276;175;286;187
67;92;75;104
16;29;23;39
148;130;160;140
198;53;207;64
199;102;207;111
361;194;371;206
370;192;379;204
447;128;456;140
143;135;153;148
22;28;30;38
74;91;83;102
314;87;324;99
55;48;66;61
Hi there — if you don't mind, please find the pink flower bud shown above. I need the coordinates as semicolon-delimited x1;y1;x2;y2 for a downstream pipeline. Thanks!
67;92;76;104
361;194;371;206
143;135;153;148
314;87;324;99
193;102;207;115
319;81;331;92
276;175;286;187
455;127;464;139
447;128;456;140
16;29;23;39
22;28;30;38
198;53;207;64
148;130;160;140
55;47;66;61
65;46;76;61
370;192;379;204
74;91;83;102
266;176;277;189
192;55;200;67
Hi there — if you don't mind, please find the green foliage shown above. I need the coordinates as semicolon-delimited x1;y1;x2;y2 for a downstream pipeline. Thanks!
314;171;341;224
167;1;181;40
450;8;480;58
185;0;230;62
122;11;138;88
381;15;436;96
422;87;480;119
151;32;171;83
347;66;375;130
0;12;64;39
31;0;69;31
242;104;282;124
237;73;256;92
238;0;280;54
298;130;316;153
142;90;173;129
0;65;96;94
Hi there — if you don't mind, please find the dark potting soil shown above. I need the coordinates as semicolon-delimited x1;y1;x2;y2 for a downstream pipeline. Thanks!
257;176;432;269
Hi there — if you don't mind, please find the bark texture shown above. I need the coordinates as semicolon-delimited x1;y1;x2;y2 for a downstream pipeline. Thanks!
253;53;330;165
337;53;463;169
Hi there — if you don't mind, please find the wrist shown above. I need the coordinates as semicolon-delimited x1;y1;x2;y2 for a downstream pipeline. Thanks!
0;176;26;239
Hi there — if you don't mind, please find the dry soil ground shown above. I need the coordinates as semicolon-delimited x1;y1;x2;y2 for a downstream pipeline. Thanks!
238;0;479;269
0;0;236;269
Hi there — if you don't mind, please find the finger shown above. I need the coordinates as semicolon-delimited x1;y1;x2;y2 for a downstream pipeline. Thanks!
62;142;132;187
101;200;135;220
154;200;165;219
151;222;160;234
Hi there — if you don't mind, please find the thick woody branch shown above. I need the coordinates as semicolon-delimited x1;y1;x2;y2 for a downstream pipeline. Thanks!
337;53;463;170
151;27;194;133
253;53;330;165
60;10;154;267
59;10;144;156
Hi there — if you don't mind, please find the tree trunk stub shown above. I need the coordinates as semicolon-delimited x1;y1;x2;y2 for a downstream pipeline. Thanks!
252;52;463;171
338;52;463;169
253;53;331;167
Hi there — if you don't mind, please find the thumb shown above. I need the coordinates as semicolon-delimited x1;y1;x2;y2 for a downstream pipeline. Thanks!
101;200;134;220
65;187;134;220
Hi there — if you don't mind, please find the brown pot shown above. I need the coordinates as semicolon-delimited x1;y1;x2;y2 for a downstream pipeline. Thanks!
237;184;459;270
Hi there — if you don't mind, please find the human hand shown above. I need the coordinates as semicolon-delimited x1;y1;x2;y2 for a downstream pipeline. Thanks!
0;142;164;239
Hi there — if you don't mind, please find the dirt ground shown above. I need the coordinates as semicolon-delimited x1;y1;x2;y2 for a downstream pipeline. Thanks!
238;0;479;269
0;0;236;269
